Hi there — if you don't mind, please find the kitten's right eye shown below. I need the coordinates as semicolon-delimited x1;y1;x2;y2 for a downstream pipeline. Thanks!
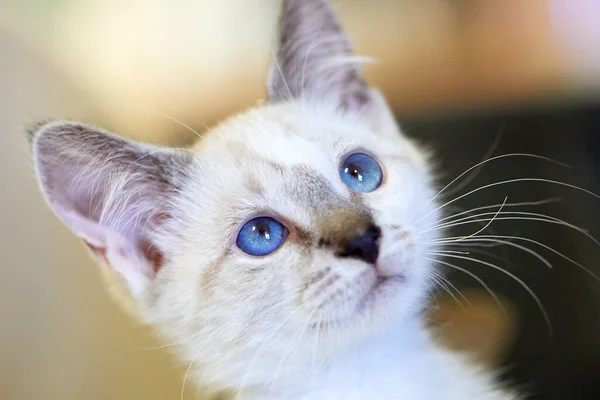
236;217;288;256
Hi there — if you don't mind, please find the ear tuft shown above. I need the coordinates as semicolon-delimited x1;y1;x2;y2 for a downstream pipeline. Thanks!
25;119;54;147
32;121;191;297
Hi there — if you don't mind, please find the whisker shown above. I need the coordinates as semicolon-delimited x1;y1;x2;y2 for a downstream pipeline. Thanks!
269;308;316;394
141;330;203;350
434;198;562;226
432;253;553;336
430;215;600;248
431;272;471;308
430;274;464;308
441;235;600;284
441;276;472;308
426;257;506;317
416;156;571;221
443;124;506;198
429;210;565;231
432;249;471;255
181;348;201;400
428;286;440;310
76;101;209;139
417;177;597;226
180;326;221;400
234;311;294;400
435;236;515;248
439;246;515;267
458;197;508;241
148;111;207;140
440;235;552;269
310;311;324;385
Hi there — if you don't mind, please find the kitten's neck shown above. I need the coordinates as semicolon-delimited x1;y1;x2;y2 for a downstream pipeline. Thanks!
237;317;512;400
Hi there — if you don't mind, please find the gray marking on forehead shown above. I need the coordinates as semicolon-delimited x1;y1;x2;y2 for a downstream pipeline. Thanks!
285;165;340;211
244;174;265;197
284;165;376;241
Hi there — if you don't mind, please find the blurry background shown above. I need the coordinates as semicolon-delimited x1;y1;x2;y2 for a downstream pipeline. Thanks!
1;0;600;399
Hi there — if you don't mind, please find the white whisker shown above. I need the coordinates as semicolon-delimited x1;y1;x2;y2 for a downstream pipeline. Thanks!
434;198;562;226
426;257;506;317
441;235;600;284
418;177;596;225
432;253;552;335
430;272;470;308
431;215;600;248
432;250;471;255
459;197;507;241
76;102;209;139
416;155;571;221
234;311;294;400
443;124;506;197
438;236;553;269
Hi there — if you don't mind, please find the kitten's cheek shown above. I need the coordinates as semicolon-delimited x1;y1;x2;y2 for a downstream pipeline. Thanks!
376;254;408;280
376;240;416;278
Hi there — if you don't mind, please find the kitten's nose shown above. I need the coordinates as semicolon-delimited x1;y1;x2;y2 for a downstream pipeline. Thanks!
338;224;381;264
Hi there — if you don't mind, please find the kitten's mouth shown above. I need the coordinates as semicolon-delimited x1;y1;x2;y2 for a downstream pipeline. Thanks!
309;273;405;330
356;274;406;314
376;275;400;285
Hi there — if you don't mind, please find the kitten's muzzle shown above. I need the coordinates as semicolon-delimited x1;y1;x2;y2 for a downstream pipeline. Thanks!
336;224;381;265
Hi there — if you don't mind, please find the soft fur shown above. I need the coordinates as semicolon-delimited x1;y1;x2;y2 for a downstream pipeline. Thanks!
30;0;518;398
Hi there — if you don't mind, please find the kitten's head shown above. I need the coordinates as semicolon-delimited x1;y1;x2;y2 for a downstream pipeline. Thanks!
31;0;440;390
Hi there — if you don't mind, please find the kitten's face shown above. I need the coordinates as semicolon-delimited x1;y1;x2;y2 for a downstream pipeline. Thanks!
148;102;439;385
31;0;440;391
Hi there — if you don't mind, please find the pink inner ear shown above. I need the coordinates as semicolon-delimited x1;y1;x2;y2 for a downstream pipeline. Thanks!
59;208;110;248
141;238;165;275
33;121;187;297
139;210;170;275
60;204;167;277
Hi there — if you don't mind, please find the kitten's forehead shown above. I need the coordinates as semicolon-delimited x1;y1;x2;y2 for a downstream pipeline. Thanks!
186;103;423;228
198;104;368;168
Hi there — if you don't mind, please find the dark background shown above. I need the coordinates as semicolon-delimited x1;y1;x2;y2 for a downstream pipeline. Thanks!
403;103;600;399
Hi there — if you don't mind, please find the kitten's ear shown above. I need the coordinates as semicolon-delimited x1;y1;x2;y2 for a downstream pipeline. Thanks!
268;0;370;112
32;122;191;298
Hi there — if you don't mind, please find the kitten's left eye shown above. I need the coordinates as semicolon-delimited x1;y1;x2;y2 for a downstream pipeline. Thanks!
236;217;288;256
340;153;383;193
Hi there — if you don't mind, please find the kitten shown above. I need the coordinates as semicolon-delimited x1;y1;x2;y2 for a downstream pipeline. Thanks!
30;0;518;398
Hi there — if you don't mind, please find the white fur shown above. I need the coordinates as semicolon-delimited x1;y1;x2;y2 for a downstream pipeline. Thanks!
143;102;516;399
234;319;515;400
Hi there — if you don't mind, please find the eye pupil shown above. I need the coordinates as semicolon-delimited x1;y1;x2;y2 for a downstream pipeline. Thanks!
340;153;382;193
258;224;270;239
346;164;358;177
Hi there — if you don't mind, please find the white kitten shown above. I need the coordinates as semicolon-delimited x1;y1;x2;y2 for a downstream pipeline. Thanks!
30;0;518;398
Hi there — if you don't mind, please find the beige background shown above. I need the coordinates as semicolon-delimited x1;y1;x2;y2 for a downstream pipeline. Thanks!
0;32;186;400
1;1;599;399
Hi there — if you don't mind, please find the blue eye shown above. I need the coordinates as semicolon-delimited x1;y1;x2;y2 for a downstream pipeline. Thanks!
236;217;288;256
340;153;383;193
